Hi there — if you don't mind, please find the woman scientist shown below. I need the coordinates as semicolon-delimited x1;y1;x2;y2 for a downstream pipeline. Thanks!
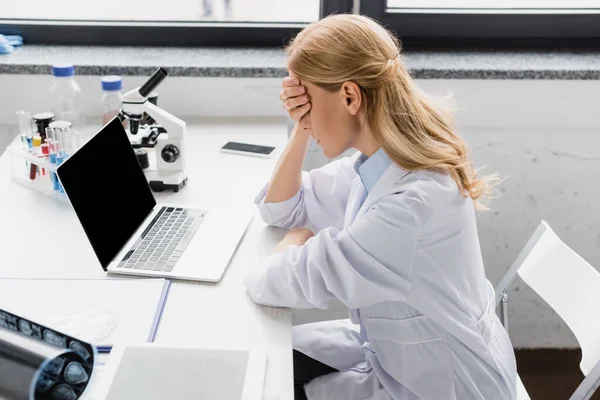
244;14;517;400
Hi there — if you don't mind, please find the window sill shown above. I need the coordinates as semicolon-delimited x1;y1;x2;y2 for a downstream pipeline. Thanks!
0;45;599;80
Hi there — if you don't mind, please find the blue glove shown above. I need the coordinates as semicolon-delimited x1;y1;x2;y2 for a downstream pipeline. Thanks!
0;34;24;55
5;35;23;46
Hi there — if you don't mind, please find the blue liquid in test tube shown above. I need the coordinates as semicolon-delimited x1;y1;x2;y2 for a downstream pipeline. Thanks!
46;127;60;191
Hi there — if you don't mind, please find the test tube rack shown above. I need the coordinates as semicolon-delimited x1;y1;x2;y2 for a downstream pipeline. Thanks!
7;145;68;202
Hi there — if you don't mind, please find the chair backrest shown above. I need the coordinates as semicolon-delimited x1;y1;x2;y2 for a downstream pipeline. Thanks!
500;221;600;376
516;374;531;400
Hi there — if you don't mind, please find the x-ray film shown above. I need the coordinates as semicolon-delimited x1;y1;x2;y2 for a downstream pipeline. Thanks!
0;308;97;400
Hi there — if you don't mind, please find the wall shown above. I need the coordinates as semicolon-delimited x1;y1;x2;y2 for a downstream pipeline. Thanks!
1;73;599;348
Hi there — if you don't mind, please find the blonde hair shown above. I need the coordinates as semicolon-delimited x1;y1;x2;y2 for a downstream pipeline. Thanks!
286;14;493;208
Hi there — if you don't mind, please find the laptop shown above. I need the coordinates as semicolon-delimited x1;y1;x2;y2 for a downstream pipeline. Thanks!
94;345;267;400
57;117;252;282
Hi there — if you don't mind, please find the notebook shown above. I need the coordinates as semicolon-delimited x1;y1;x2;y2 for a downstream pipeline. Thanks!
0;278;170;352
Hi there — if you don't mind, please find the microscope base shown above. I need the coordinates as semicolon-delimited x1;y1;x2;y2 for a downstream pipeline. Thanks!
149;179;187;193
144;170;187;193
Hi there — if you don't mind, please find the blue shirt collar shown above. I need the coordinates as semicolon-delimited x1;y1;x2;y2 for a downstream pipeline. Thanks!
354;148;393;193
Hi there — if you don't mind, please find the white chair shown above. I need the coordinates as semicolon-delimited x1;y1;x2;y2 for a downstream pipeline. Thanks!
495;221;600;400
515;375;531;400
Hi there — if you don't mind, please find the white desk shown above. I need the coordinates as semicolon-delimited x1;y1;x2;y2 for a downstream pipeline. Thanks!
0;118;293;400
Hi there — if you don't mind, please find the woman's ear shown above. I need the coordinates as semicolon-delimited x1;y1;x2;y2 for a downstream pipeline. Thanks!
341;81;362;116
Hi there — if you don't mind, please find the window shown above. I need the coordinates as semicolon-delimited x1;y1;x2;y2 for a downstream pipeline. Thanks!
362;1;600;48
0;0;353;46
2;0;321;23
387;1;600;8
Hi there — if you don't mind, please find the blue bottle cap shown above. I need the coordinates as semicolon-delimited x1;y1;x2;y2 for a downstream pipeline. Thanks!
102;76;122;91
52;64;75;77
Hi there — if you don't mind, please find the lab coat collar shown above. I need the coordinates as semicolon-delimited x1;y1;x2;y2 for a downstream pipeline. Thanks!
354;161;412;222
344;159;412;227
353;148;393;193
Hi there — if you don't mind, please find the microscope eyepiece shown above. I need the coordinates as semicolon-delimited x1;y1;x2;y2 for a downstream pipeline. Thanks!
139;68;168;98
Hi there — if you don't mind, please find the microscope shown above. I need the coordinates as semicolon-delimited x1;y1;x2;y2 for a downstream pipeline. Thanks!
120;68;187;192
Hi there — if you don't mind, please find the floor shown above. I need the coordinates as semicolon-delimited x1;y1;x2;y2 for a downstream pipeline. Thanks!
517;349;600;399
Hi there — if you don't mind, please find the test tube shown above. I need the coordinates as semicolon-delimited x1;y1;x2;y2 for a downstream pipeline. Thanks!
46;128;55;163
55;129;64;160
69;128;84;154
59;127;79;161
40;143;48;177
54;128;68;193
19;134;29;175
19;134;28;151
63;128;72;159
72;129;84;152
29;136;41;180
45;127;60;191
16;110;33;150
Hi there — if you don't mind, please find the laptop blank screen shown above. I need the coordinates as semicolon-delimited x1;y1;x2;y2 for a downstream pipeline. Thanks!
57;117;157;270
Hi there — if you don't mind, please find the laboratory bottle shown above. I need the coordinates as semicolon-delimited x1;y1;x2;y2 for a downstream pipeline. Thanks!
101;76;124;125
49;64;84;130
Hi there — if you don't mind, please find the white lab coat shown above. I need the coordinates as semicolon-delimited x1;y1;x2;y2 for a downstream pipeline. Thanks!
245;153;517;400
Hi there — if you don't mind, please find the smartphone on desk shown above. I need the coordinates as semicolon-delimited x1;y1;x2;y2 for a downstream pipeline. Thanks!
220;142;275;158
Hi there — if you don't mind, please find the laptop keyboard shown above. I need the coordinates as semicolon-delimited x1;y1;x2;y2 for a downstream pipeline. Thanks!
117;207;206;273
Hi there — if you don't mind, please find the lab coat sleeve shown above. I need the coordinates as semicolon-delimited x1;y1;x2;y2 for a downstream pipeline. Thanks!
255;156;357;231
245;192;421;309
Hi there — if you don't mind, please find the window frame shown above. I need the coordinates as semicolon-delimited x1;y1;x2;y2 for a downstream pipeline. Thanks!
360;1;600;49
0;0;353;47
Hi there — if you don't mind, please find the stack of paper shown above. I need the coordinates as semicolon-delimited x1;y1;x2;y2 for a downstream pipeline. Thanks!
0;278;170;351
